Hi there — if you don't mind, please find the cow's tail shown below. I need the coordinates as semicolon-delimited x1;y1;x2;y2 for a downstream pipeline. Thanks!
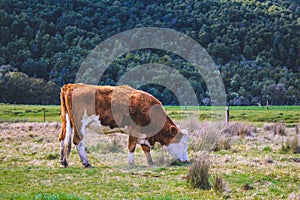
59;87;67;142
59;85;73;165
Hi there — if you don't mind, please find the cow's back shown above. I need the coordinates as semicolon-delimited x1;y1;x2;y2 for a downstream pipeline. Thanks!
61;84;171;139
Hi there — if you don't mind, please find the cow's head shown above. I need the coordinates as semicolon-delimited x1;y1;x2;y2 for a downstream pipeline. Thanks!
163;127;189;162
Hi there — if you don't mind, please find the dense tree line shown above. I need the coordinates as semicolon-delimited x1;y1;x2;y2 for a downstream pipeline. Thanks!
0;0;299;105
0;65;59;104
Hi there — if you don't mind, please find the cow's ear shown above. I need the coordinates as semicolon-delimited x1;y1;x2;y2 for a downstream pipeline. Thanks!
169;125;178;136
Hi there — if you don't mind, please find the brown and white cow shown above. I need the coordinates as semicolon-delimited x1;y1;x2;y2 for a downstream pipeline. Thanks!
58;83;188;167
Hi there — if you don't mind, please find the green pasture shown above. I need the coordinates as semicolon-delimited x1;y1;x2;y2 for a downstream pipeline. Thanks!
165;106;300;126
0;104;61;123
0;104;299;126
0;105;300;199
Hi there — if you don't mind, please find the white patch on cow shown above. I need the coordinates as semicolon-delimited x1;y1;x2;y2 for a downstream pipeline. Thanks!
76;140;89;165
60;140;64;149
163;129;189;162
81;109;103;135
128;151;134;164
64;113;72;146
138;138;151;147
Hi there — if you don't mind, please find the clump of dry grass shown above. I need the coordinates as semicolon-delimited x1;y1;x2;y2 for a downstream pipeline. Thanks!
188;122;231;152
263;123;274;131
212;174;226;193
180;116;201;133
274;122;286;136
182;118;232;153
221;122;256;136
281;136;300;154
215;135;231;151
288;136;300;154
186;153;211;190
88;134;125;154
296;123;299;135
264;122;287;136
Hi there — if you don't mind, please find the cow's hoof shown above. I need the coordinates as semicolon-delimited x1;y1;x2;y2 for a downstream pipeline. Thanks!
128;162;135;166
179;159;190;164
84;163;92;168
59;160;68;168
171;159;190;166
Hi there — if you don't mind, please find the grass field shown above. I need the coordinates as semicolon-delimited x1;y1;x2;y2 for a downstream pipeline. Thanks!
1;104;300;126
0;104;300;199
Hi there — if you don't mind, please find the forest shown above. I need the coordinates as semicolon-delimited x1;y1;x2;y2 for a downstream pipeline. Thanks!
0;0;299;105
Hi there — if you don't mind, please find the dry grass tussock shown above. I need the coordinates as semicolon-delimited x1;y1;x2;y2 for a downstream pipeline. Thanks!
186;153;211;189
281;135;300;154
212;174;227;193
188;122;225;152
221;122;257;136
186;152;227;193
263;122;287;136
86;133;127;154
296;123;300;135
182;117;256;153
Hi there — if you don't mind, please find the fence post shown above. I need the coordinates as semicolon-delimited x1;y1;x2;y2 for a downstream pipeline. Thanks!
43;108;46;122
225;106;229;124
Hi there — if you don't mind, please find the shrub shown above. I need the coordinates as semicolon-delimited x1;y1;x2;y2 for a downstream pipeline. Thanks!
186;153;211;189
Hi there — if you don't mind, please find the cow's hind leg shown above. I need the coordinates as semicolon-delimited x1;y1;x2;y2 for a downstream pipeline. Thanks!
59;113;72;168
74;126;92;168
128;135;138;165
76;140;91;168
141;144;154;166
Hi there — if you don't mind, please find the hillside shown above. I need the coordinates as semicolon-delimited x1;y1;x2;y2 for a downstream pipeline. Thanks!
0;0;299;105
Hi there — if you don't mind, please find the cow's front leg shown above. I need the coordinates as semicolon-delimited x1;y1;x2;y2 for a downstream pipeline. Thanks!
76;140;91;168
128;135;138;165
141;144;154;166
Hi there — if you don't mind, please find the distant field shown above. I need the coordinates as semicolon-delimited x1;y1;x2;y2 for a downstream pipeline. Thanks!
0;104;61;123
165;106;300;126
0;104;299;126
